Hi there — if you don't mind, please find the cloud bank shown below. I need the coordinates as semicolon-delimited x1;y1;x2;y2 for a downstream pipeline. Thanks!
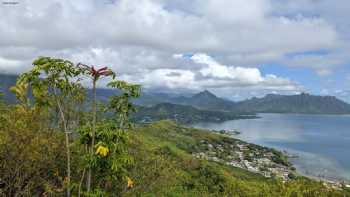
0;0;348;99
121;53;301;97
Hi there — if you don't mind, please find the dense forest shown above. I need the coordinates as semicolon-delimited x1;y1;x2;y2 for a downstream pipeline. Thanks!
1;57;350;196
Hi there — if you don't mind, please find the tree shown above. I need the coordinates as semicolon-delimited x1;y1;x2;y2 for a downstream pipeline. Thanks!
77;63;115;192
14;57;85;197
107;80;141;129
7;57;141;196
76;73;141;195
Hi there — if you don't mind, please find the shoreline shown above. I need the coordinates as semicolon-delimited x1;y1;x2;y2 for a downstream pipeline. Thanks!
202;127;350;187
292;163;350;185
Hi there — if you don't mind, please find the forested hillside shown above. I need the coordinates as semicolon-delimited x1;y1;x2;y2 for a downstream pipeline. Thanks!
168;90;237;111
0;74;17;103
132;103;256;124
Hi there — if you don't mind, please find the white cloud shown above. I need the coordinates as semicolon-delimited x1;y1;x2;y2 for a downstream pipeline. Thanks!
0;0;347;98
122;68;198;90
191;53;264;84
0;0;339;60
123;53;301;94
0;57;23;73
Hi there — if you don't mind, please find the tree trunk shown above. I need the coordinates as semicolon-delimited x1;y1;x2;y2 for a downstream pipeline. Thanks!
64;127;71;197
54;90;71;197
78;168;86;197
86;79;97;192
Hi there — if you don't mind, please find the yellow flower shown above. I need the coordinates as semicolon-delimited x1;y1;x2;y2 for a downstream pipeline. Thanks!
95;145;109;157
127;176;134;188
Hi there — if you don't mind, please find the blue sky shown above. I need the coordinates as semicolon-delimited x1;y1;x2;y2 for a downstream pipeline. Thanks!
1;0;350;101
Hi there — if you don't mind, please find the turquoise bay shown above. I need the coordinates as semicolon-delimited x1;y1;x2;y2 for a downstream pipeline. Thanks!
192;113;350;181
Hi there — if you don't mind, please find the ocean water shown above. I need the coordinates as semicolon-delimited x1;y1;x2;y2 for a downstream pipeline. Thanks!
191;113;350;181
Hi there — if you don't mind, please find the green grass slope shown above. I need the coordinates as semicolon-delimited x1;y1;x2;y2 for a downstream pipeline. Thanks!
124;121;350;197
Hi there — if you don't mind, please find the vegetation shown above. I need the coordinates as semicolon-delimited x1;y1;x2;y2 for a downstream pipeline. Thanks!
0;74;17;103
125;121;350;196
76;62;115;193
13;57;86;196
0;57;140;196
0;57;350;196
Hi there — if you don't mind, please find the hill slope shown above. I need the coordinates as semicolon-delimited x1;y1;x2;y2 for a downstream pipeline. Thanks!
0;74;17;102
132;103;256;124
124;121;350;196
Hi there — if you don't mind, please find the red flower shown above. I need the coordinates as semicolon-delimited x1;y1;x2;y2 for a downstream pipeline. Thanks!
77;63;115;79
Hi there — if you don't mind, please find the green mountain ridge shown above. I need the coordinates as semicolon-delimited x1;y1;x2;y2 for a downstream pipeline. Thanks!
132;103;256;124
235;93;350;114
139;90;350;114
169;90;237;112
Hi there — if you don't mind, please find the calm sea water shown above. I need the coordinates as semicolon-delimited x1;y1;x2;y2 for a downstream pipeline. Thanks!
192;113;350;181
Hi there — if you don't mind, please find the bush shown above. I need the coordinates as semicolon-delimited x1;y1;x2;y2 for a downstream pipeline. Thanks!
0;107;66;196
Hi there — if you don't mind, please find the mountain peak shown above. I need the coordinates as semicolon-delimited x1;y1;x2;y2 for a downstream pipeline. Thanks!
264;94;283;99
193;90;217;99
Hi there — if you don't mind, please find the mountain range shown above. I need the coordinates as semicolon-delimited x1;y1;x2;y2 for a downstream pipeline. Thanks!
139;89;350;114
234;93;350;114
1;74;350;114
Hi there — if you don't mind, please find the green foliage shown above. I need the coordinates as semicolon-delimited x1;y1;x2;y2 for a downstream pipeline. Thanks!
83;188;108;197
78;120;133;192
108;80;141;128
16;56;85;109
12;57;87;197
0;105;66;196
0;91;6;129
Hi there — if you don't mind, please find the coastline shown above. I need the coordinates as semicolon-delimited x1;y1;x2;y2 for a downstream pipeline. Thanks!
190;113;350;189
200;127;350;188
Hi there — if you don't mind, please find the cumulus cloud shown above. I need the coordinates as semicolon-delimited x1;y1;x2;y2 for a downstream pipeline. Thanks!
0;0;347;98
190;54;264;84
0;1;339;63
123;53;301;95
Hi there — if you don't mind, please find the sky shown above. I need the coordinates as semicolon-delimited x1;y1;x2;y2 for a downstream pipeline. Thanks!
1;0;350;101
